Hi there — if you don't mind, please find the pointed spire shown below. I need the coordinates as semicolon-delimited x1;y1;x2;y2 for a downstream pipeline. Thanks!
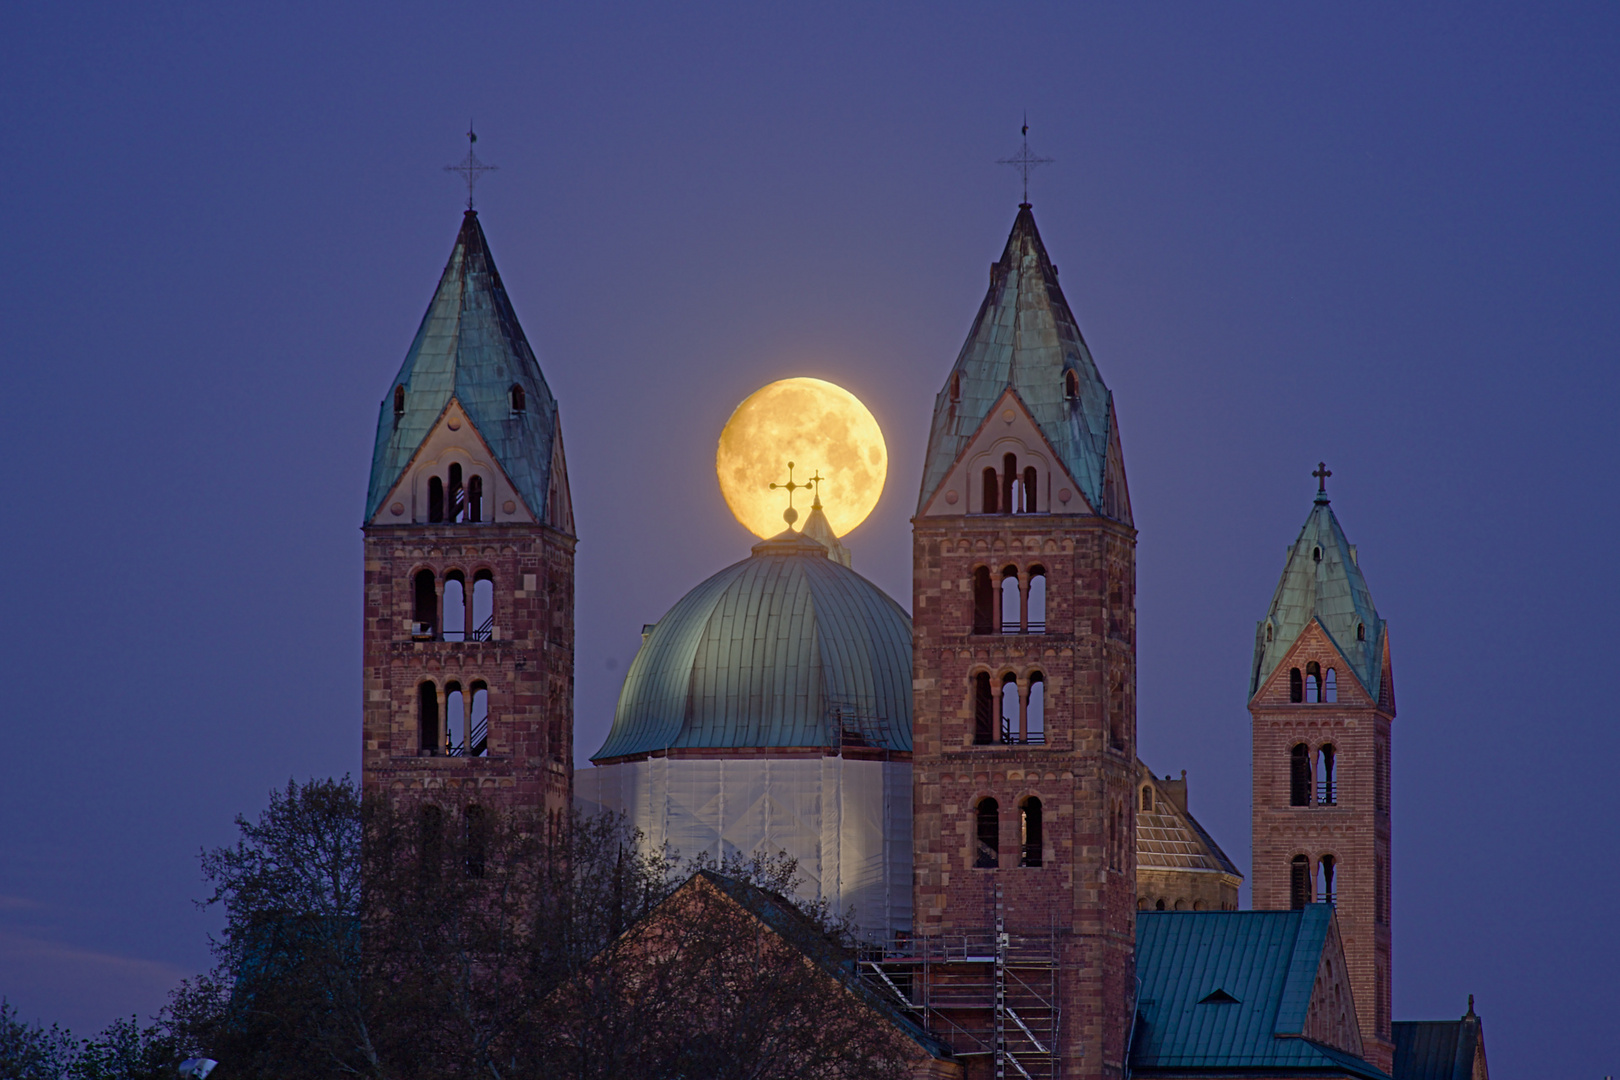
799;488;852;568
366;211;561;525
917;204;1121;517
1251;489;1385;700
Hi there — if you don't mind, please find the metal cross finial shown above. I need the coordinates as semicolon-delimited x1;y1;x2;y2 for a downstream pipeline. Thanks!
445;123;498;210
997;112;1054;206
807;469;825;509
770;461;811;528
1313;462;1333;496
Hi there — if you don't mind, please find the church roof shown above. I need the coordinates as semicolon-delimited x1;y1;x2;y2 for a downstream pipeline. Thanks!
1391;1010;1488;1080
1135;763;1242;880
1132;907;1388;1080
916;204;1118;515
1251;493;1386;701
592;531;913;761
365;210;561;524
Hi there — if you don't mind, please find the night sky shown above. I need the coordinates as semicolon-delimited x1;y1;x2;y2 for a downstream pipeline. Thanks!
2;4;1615;1074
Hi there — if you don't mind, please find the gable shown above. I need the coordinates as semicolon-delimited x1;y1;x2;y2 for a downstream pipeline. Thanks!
1251;619;1378;709
1301;915;1365;1057
370;397;538;526
919;388;1092;517
1134;761;1241;880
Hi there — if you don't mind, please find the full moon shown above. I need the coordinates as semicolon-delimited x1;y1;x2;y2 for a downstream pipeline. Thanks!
716;377;888;539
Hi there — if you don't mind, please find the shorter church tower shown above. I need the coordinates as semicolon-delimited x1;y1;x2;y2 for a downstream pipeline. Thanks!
1250;470;1393;1071
361;210;575;816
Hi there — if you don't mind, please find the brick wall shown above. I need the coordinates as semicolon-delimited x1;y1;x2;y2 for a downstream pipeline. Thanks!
361;521;575;817
1250;620;1393;1072
912;513;1137;1080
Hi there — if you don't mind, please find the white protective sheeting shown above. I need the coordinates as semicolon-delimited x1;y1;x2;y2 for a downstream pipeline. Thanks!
576;756;912;942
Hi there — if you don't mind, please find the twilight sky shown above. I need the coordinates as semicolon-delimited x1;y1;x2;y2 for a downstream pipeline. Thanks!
1;4;1616;1074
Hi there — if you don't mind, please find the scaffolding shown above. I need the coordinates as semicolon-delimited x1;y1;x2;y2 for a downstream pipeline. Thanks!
859;885;1061;1079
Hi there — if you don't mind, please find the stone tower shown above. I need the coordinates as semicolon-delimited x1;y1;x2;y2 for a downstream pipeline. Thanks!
1249;477;1394;1071
361;210;575;815
911;204;1137;1079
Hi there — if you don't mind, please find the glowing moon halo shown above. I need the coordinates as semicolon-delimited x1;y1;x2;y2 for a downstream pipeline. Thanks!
716;378;888;539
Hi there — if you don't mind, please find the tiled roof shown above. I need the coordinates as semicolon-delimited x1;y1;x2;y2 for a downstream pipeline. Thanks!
592;532;912;760
916;204;1117;516
1251;495;1385;700
1132;907;1389;1080
1135;764;1241;878
365;210;561;524
1392;1013;1487;1080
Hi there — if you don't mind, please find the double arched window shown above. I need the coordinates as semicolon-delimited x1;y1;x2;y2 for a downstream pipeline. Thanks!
971;564;1047;635
974;453;1040;514
1289;743;1340;807
972;669;1047;745
408;568;497;642
426;464;486;523
416;678;490;757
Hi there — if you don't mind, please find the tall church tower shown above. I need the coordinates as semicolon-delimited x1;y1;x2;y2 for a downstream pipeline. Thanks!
361;210;575;815
1249;473;1393;1071
912;204;1137;1080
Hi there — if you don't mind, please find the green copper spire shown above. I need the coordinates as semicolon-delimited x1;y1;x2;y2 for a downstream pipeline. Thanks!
365;210;561;524
916;204;1120;516
1251;489;1386;701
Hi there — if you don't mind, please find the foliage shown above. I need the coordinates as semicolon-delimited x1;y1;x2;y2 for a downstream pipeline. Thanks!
65;1017;181;1080
0;999;75;1080
171;777;914;1080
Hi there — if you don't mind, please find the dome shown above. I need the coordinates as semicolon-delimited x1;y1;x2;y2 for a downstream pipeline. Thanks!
592;531;913;761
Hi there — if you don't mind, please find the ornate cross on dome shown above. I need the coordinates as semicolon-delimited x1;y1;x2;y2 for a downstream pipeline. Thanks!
1313;461;1333;497
998;113;1053;206
445;123;498;210
770;462;811;527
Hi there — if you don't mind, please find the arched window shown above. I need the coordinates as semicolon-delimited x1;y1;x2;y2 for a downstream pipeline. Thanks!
448;464;465;523
471;572;495;641
1019;798;1043;867
412;569;437;638
467;475;483;522
1141;786;1154;813
1289;667;1303;703
510;383;526;413
464;804;487;879
975;798;999;868
419;804;444;882
1317;854;1336;904
1317;745;1336;806
1312;546;1322;563
1324;668;1337;703
1305;661;1321;703
1026;567;1046;632
981;468;999;514
972;567;994;634
973;673;994;745
445;681;465;753
418;682;440;754
1000;570;1021;633
1357;623;1366;641
1289;855;1311;910
1025;673;1045;744
1064;370;1079;400
1155;898;1166;911
1000;674;1019;744
393;385;405;419
442;572;466;641
429;476;445;523
1109;682;1127;750
949;372;962;404
1290;743;1312;806
1265;624;1273;642
469;682;489;756
1023;466;1038;512
1002;453;1017;516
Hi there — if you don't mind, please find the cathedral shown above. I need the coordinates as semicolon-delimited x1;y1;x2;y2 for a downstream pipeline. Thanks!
361;201;1490;1080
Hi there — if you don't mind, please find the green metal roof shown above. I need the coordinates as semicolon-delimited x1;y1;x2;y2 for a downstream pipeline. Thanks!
592;532;913;761
1391;1014;1486;1080
1250;494;1385;700
1131;907;1390;1080
916;204;1118;515
364;210;561;524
